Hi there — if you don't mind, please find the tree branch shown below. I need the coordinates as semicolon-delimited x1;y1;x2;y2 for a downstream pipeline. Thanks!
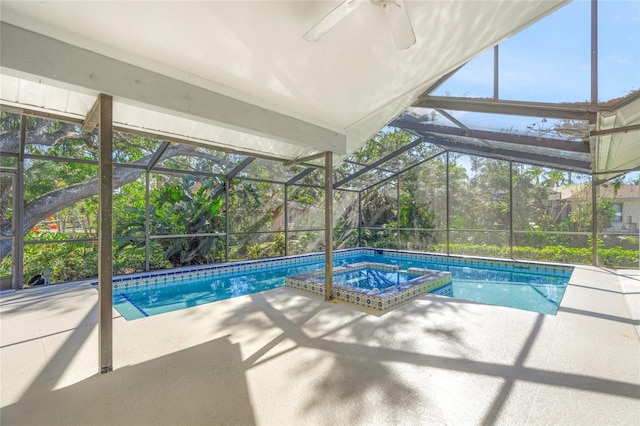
0;142;201;260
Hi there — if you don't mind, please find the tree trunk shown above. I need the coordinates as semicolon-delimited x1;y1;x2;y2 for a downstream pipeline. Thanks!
0;143;199;262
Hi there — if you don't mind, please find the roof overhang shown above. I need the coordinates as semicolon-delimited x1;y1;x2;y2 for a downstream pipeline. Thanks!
592;93;640;183
0;0;568;163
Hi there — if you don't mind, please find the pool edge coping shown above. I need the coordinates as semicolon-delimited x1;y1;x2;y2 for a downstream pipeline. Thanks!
92;247;574;288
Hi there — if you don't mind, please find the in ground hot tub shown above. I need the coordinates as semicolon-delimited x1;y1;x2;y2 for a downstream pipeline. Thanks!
285;262;451;312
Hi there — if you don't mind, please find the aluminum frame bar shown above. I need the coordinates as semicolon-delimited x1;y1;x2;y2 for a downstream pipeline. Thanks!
226;157;255;179
417;133;591;172
358;151;446;192
391;120;590;153
146;141;171;171
284;152;326;165
286;167;316;185
333;137;424;188
590;124;640;137
415;96;600;123
345;160;394;173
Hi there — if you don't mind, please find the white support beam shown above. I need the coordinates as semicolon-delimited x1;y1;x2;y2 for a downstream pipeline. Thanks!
82;97;101;133
0;22;347;154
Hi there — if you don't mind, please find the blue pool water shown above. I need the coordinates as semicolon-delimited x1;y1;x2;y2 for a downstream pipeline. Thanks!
111;251;572;320
327;268;415;291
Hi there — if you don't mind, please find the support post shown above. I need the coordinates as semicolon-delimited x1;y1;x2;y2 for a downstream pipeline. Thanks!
284;185;289;256
144;171;150;271
13;116;25;289
357;191;362;247
324;152;334;300
493;45;499;99
591;0;598;106
396;176;401;249
509;161;514;259
225;179;230;262
592;177;598;266
98;94;113;374
446;151;451;255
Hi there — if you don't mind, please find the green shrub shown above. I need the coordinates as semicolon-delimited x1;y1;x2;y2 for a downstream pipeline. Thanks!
8;235;638;287
431;243;638;268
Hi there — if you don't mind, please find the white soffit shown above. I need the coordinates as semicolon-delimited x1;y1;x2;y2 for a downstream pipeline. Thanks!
0;0;568;162
594;97;640;181
0;73;321;161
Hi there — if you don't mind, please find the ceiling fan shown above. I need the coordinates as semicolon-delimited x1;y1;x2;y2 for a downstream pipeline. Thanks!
304;0;416;50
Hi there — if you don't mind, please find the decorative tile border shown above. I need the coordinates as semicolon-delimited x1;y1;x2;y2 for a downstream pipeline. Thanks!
431;284;454;297
359;248;573;278
285;262;452;312
93;248;370;291
93;247;571;295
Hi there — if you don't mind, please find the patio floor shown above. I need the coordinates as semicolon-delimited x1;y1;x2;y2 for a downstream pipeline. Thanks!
1;265;639;425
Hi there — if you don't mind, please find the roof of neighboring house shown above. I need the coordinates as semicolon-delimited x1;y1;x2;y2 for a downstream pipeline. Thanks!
552;184;640;200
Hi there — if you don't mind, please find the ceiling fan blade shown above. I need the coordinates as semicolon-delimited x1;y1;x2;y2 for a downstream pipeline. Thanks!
304;0;361;42
383;0;416;50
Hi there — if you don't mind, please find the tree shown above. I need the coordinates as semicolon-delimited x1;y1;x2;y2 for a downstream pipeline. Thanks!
0;114;232;263
117;176;226;267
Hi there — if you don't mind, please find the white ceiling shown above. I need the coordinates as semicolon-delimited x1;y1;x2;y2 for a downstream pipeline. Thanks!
0;0;568;162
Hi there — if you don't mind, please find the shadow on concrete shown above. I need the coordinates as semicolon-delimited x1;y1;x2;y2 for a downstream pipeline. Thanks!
568;282;640;295
596;267;640;281
558;306;640;326
481;314;544;424
215;288;640;424
4;271;638;425
1;336;254;426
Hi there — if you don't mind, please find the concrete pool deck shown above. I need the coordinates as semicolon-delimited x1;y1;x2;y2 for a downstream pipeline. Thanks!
1;265;639;425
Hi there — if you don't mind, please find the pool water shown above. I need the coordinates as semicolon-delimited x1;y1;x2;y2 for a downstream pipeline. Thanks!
432;280;565;316
327;268;415;291
112;251;572;320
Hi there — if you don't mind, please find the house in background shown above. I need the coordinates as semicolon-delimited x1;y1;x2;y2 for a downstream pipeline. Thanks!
599;185;640;234
550;184;639;234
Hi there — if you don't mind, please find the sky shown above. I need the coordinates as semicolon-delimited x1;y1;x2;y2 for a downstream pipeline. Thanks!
413;0;640;183
432;0;639;104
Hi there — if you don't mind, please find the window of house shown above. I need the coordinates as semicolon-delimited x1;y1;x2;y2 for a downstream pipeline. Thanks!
612;203;622;222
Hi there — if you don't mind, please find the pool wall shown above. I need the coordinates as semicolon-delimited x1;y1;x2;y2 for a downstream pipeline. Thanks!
93;247;573;293
95;249;367;291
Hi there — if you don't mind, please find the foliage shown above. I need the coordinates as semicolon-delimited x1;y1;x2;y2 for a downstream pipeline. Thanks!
246;233;286;259
428;243;638;268
2;113;639;286
272;232;286;256
116;175;225;267
246;244;264;259
333;219;358;249
360;227;398;249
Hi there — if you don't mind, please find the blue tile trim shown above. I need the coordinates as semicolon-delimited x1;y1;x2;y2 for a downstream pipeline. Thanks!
286;262;452;312
119;292;149;317
362;248;573;278
92;247;571;294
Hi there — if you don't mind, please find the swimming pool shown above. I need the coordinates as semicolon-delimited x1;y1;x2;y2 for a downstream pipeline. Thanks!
286;262;452;312
101;248;573;320
324;264;418;290
333;268;414;290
